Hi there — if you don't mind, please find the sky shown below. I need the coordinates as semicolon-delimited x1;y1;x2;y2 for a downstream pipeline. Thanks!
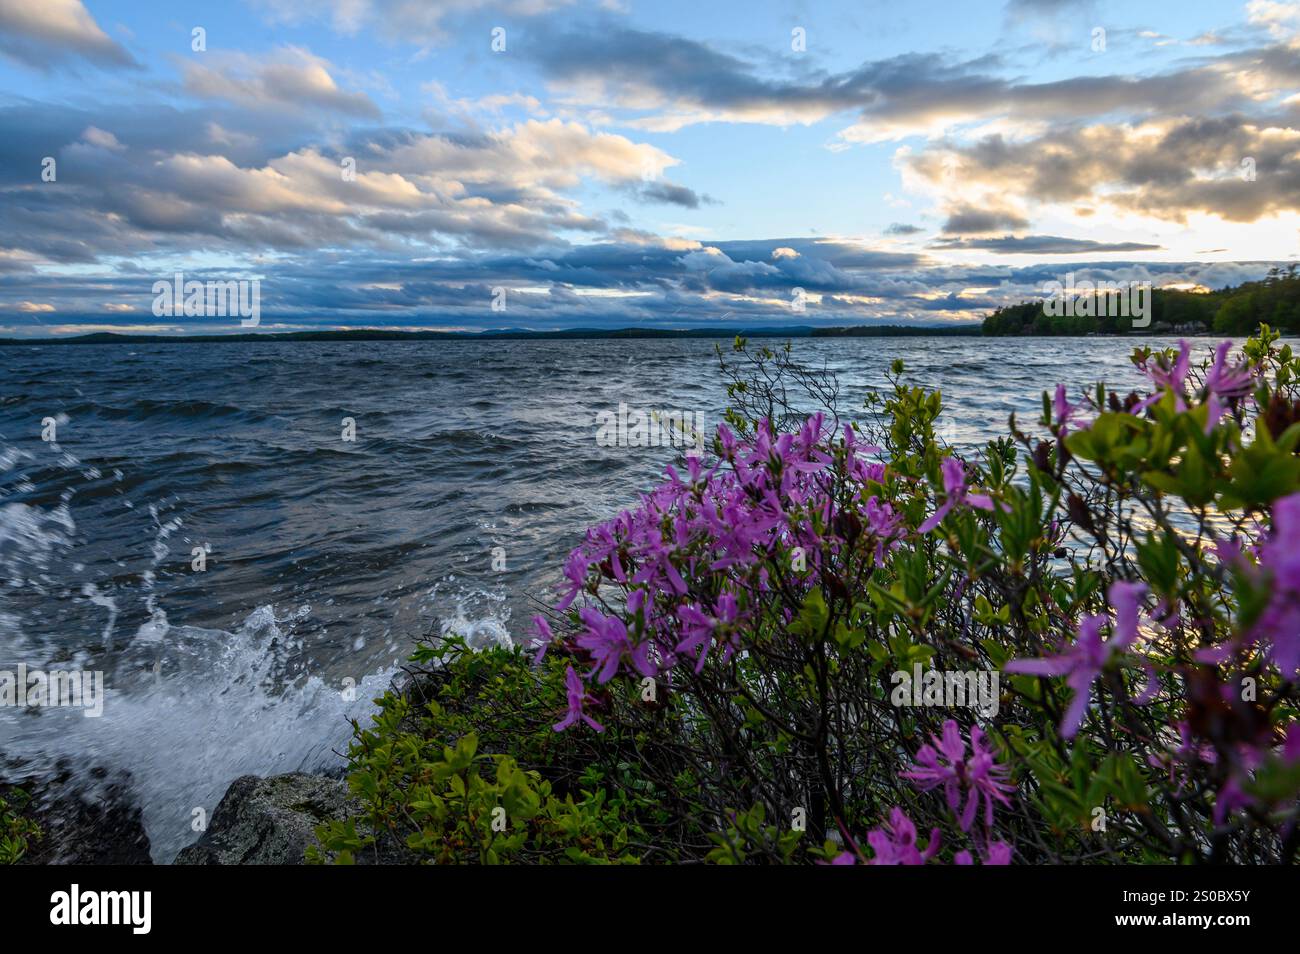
0;0;1297;335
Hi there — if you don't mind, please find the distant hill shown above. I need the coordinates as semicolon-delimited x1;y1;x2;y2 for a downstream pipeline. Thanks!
0;323;979;346
981;265;1300;336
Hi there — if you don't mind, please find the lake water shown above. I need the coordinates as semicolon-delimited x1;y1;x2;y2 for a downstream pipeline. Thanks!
0;334;1194;860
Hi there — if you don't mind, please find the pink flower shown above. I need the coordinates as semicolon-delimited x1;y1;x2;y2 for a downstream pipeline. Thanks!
985;841;1013;865
901;720;1015;831
1108;579;1147;651
1053;384;1088;434
553;665;604;733
555;549;589;611
860;496;904;564
955;841;1013;865
1252;491;1300;677
1005;581;1148;738
843;423;886;483
577;608;655;683
918;457;996;534
866;807;942;865
1203;341;1257;431
1005;614;1107;739
530;615;555;664
1135;340;1191;413
674;592;741;672
1208;721;1300;824
1214;775;1253;825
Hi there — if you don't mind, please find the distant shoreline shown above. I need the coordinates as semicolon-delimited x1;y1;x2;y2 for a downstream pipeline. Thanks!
0;325;989;346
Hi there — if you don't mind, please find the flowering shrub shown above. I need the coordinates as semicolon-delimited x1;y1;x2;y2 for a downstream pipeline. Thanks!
535;330;1300;864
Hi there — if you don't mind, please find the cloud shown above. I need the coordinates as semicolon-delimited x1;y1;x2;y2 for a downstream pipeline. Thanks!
941;206;1030;234
930;235;1164;254
0;104;688;265
81;126;124;150
251;0;577;43
0;5;1292;335
712;238;925;270
529;26;861;130
182;47;381;117
632;180;715;208
835;53;1278;144
375;118;678;193
1247;0;1300;40
903;116;1300;226
525;24;1296;143
0;0;137;70
0;244;1281;334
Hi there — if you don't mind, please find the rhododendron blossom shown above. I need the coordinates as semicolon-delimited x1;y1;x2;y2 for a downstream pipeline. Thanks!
1135;339;1192;412
1005;581;1149;738
917;456;996;534
865;808;941;866
1203;341;1258;431
1053;384;1089;434
955;842;1013;866
553;664;604;733
901;720;1015;831
1251;491;1300;677
540;414;909;693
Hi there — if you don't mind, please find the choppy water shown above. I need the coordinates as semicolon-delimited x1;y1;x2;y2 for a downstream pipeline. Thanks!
0;335;1189;860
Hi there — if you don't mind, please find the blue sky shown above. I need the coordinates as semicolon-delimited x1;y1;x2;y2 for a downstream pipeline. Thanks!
0;0;1297;335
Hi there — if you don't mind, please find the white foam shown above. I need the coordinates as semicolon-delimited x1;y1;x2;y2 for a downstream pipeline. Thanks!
427;579;513;650
0;444;399;863
1;603;395;863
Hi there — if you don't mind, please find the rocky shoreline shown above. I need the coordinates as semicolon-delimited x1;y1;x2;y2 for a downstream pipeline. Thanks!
3;761;152;864
5;667;435;864
175;772;356;864
4;765;360;865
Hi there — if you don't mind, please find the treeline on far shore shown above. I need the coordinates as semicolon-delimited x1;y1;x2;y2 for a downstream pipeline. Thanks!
982;265;1300;336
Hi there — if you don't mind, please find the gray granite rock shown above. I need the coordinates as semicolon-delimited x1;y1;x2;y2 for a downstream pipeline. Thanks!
173;772;356;865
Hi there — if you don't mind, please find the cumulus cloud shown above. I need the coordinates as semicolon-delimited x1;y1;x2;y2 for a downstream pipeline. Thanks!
0;106;690;268
182;47;381;117
1247;0;1300;40
903;117;1300;226
530;26;858;130
0;243;1279;332
80;126;124;150
0;0;137;70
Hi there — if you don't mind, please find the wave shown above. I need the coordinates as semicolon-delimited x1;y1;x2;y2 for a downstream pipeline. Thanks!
0;603;396;863
0;439;400;863
61;398;272;425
